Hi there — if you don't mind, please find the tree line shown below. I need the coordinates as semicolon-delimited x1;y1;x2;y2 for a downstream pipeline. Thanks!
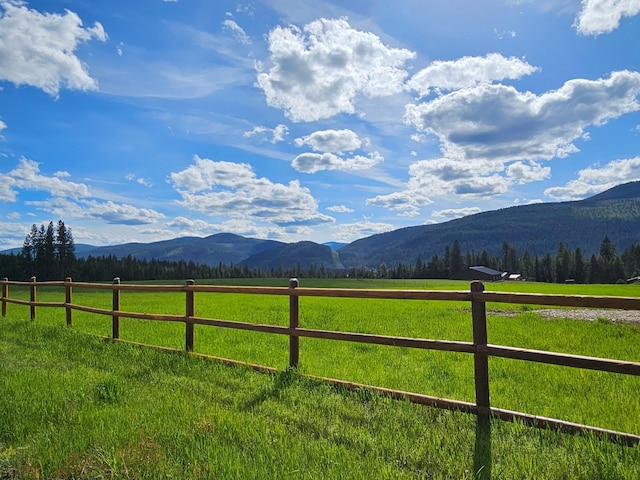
0;222;638;284
369;236;635;284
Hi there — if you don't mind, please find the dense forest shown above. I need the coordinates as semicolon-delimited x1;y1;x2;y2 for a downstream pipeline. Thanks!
0;222;638;284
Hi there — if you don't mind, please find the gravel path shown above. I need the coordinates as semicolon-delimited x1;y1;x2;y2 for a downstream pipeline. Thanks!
533;308;640;324
489;308;640;324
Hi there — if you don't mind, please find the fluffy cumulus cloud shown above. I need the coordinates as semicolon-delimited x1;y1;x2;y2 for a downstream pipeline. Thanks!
295;129;362;152
545;156;640;200
366;157;513;216
292;151;382;174
0;1;107;96
0;157;90;201
256;17;415;121
574;0;640;35
380;68;640;216
407;53;538;97
326;204;354;213
169;155;334;227
506;161;551;184
331;220;394;243
404;70;640;164
0;158;164;226
366;190;433;217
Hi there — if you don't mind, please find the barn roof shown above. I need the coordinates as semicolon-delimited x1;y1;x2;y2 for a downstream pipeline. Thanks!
469;266;504;276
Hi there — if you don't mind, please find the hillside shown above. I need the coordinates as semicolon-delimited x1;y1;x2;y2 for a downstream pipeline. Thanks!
79;233;284;266
4;182;640;271
337;181;640;268
240;241;344;271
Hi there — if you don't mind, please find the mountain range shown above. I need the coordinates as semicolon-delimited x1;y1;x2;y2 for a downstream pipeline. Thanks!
4;181;640;270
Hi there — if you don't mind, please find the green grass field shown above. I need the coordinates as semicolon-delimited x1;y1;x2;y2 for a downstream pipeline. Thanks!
2;279;640;478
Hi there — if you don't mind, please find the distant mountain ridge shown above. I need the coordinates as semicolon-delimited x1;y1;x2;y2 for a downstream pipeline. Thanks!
338;181;640;268
78;233;284;266
3;182;640;270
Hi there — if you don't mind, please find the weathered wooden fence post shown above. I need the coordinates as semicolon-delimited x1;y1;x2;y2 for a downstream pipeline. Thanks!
289;278;300;368
112;277;121;339
29;276;37;320
65;277;73;327
1;277;7;317
471;280;490;416
185;279;195;352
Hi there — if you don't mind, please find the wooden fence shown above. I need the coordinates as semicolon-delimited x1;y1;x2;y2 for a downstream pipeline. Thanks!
2;276;640;446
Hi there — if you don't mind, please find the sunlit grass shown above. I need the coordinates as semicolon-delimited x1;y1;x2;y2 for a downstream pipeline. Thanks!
2;319;640;479
2;279;640;436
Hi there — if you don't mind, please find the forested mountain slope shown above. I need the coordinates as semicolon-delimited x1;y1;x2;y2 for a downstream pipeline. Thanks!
336;181;640;268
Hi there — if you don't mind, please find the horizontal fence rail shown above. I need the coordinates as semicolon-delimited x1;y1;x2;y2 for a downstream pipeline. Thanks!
2;276;640;446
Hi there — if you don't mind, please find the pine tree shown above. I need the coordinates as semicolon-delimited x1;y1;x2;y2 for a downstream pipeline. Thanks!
56;220;76;278
450;240;463;275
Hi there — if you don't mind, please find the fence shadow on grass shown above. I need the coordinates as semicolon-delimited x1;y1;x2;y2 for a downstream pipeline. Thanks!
473;415;492;480
242;368;300;411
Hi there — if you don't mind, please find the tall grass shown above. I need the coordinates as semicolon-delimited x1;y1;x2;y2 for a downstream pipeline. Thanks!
0;280;640;479
3;279;640;434
2;319;640;479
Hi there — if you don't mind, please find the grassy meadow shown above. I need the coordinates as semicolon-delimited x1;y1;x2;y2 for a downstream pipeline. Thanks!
1;278;640;478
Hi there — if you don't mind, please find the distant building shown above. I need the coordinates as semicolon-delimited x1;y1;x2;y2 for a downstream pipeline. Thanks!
506;273;525;281
450;266;505;282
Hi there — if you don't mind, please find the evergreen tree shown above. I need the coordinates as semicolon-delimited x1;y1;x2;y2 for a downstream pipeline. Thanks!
56;220;76;279
574;247;586;283
599;236;616;263
450;240;463;275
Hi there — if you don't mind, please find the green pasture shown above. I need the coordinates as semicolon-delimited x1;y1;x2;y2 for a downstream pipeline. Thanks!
3;318;640;479
2;278;639;438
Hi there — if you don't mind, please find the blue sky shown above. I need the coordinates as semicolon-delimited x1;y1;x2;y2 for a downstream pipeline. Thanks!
1;0;639;250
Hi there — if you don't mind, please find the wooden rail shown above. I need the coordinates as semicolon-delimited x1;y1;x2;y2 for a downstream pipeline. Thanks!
2;276;640;446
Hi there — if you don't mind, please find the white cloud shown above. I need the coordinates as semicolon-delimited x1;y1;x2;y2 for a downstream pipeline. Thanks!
0;1;107;97
0;221;30;249
256;17;415;121
169;155;335;227
327;205;354;213
0;157;90;201
166;216;214;232
295;129;362;152
243;123;289;143
125;173;154;187
404;70;640;164
24;197;85;218
83;200;165;225
493;28;517;40
407;53;538;97
222;18;251;45
366;190;433;217
292;151;383;173
24;196;165;226
506;161;551;184
432;207;482;219
574;0;640;35
366;156;513;215
544;156;640;200
331;220;395;243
